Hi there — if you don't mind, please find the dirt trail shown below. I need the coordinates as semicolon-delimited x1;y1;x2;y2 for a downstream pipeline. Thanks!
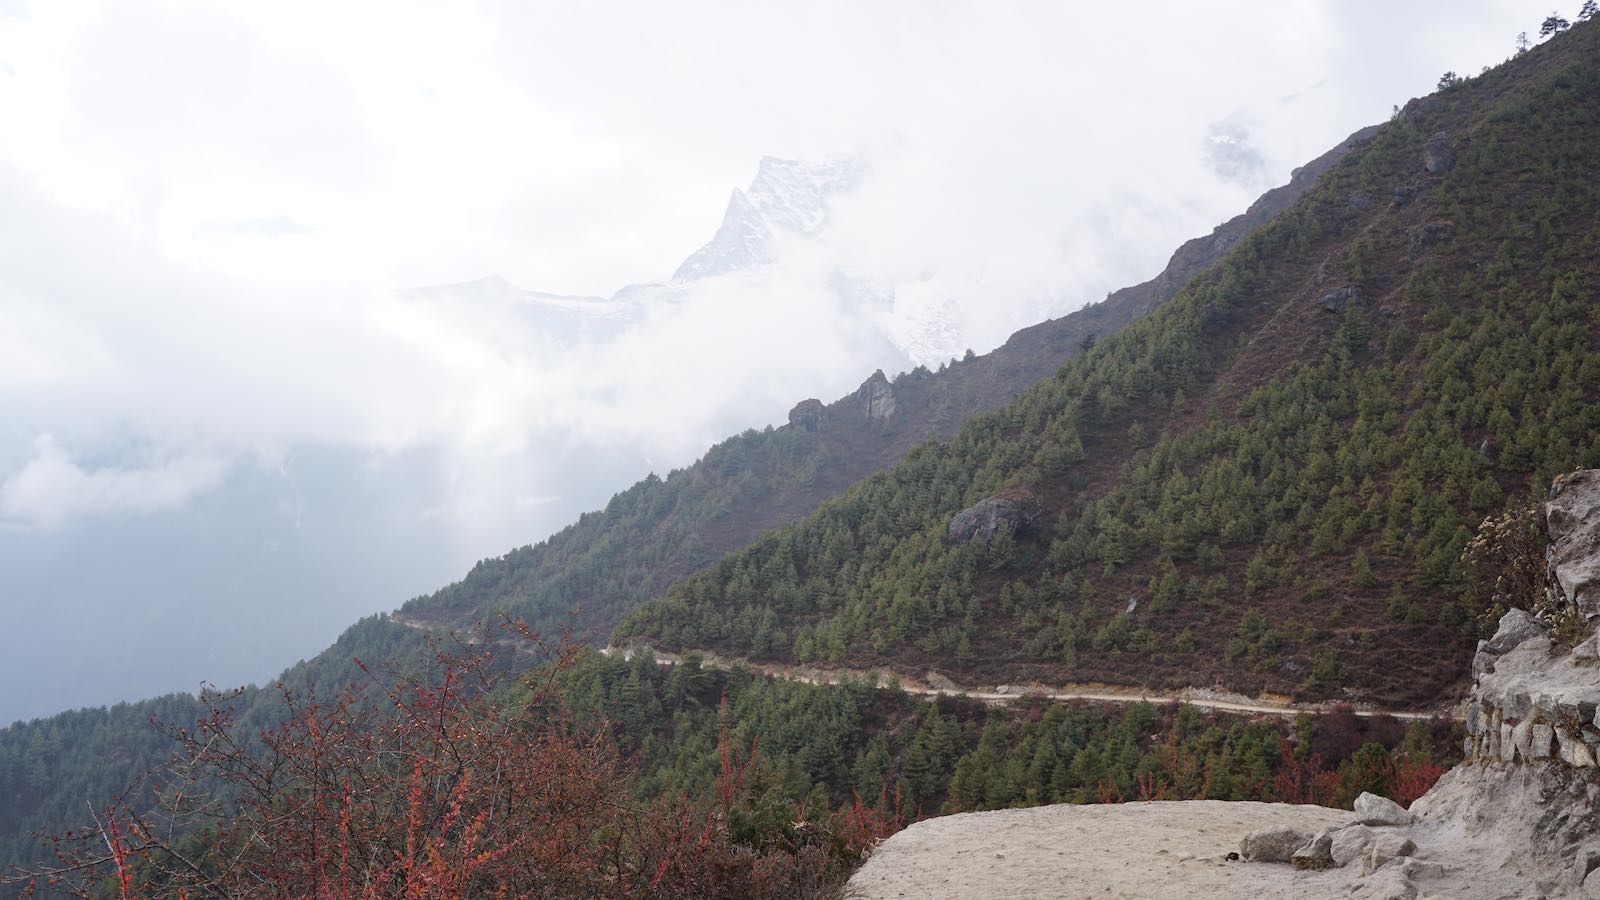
600;644;1455;722
393;615;1450;720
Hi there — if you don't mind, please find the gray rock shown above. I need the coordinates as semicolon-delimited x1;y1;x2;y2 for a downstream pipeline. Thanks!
1532;723;1555;759
1586;866;1600;900
1291;831;1333;870
1392;182;1415;207
1398;858;1445;881
853;370;897;421
1547;469;1600;619
1239;825;1307;863
1471;640;1494;681
1423;131;1454;174
1353;792;1412;827
1512;718;1532;761
787;398;826;432
1331;823;1375;867
1362;834;1417;875
1557;727;1597;767
1572;845;1600;890
1351;869;1417;900
1499;722;1515;762
1319;285;1365;314
1574;632;1600;662
1501;689;1532;722
1485;608;1546;654
947;488;1041;544
1349;191;1373;211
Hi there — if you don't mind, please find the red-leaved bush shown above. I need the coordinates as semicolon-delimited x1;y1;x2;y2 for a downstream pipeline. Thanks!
14;623;899;898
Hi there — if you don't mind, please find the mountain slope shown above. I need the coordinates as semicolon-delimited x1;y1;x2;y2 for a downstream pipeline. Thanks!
396;129;1370;644
615;22;1600;709
0;90;1373;880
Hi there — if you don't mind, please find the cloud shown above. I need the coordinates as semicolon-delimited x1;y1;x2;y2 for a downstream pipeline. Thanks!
0;0;1551;716
0;435;227;529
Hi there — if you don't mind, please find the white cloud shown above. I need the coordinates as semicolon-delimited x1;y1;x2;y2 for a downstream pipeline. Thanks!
0;0;1552;715
0;0;1545;532
0;435;227;529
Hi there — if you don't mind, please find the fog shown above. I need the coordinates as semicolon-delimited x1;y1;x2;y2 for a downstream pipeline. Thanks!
0;0;1540;721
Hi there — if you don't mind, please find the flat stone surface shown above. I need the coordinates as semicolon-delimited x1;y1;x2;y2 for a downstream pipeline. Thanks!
847;801;1353;899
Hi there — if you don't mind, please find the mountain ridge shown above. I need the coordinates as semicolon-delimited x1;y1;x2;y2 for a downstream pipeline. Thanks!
615;20;1600;709
396;124;1374;643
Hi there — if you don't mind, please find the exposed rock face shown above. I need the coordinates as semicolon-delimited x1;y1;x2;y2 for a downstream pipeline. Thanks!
1548;469;1600;619
1483;607;1544;656
1423;131;1455;174
854;370;897;421
1318;285;1365;314
947;488;1041;544
787;398;826;433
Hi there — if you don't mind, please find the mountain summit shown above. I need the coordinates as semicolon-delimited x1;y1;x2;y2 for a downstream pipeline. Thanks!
673;156;864;282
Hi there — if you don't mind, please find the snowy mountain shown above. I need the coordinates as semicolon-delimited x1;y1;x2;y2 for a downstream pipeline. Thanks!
411;153;1027;373
672;156;864;282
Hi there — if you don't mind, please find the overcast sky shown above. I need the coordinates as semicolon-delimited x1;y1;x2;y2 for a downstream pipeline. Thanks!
0;0;1548;718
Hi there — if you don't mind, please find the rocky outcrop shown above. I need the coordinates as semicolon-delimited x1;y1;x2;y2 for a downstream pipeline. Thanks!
1548;469;1600;620
1423;131;1455;174
1318;285;1365;314
853;370;896;421
787;398;826;432
947;488;1041;544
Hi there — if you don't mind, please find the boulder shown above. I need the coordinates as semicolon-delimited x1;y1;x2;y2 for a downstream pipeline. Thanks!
1547;469;1600;619
1361;834;1417;875
947;488;1042;544
1353;792;1412;827
854;370;897;421
1331;823;1376;867
1319;285;1365;314
787;398;826;433
1423;131;1455;174
1239;825;1307;863
1291;831;1334;870
1484;608;1546;655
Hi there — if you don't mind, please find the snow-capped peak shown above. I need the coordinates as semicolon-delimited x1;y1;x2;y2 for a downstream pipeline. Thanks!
672;155;864;282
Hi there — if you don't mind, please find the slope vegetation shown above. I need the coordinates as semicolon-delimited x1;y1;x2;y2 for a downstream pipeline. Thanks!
399;128;1368;643
616;23;1600;708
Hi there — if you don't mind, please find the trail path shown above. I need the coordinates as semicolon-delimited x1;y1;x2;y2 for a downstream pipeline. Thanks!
392;615;1452;721
599;643;1455;722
